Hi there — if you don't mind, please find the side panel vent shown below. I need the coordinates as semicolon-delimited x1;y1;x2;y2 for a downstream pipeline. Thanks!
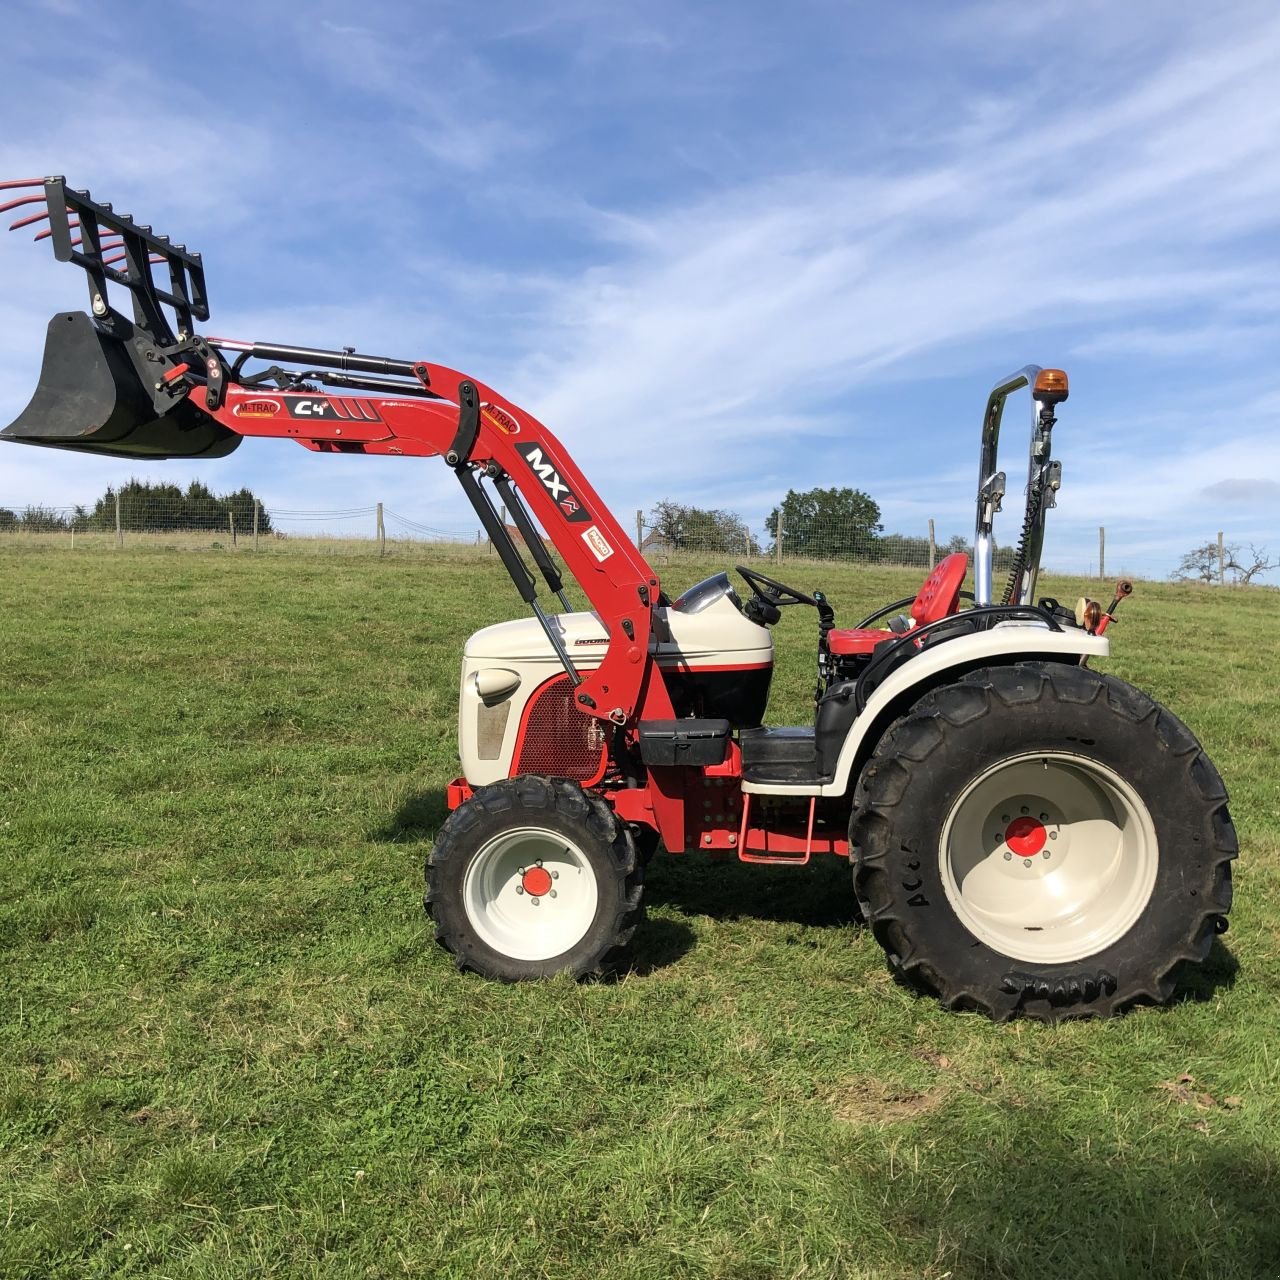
513;674;607;782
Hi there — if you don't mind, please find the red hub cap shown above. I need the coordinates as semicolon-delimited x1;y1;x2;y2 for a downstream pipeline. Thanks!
521;866;553;897
1005;815;1047;857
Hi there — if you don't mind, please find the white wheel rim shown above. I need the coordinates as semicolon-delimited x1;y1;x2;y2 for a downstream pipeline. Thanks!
939;752;1158;964
462;826;599;962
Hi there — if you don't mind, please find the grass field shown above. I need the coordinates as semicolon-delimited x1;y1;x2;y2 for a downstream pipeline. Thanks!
1;543;1277;1279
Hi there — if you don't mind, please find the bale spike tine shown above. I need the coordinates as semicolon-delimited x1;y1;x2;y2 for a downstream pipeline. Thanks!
0;177;47;191
0;193;48;215
35;220;78;242
9;209;53;231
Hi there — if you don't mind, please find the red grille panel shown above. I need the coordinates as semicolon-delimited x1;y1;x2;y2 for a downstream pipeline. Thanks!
513;674;607;780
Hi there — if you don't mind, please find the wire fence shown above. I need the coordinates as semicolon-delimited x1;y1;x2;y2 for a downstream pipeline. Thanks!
2;492;1270;586
0;494;483;556
0;493;986;570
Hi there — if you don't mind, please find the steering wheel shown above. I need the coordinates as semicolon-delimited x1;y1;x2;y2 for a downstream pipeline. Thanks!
734;565;833;628
735;565;821;610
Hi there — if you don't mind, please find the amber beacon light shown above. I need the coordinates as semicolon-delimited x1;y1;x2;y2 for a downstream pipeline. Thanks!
1033;367;1069;403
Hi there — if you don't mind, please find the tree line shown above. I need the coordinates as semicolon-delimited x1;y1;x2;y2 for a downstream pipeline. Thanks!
647;487;1009;568
0;480;272;535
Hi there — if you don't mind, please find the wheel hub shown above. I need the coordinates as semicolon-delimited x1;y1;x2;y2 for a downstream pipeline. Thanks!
521;865;553;898
1004;815;1046;856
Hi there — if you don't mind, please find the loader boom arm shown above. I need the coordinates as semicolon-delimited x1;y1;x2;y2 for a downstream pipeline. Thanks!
0;177;663;728
195;365;662;726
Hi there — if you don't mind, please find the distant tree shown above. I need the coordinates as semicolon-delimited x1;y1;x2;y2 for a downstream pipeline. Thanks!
648;500;759;555
17;505;68;532
0;508;17;532
1174;540;1278;585
765;487;882;560
85;479;272;534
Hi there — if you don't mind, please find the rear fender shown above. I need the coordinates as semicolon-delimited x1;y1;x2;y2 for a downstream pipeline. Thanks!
817;626;1108;798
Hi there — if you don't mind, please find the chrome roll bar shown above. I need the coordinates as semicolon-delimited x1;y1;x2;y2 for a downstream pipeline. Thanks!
973;365;1062;607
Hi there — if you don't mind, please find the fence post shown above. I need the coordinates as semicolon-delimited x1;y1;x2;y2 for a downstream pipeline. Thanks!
114;490;122;549
253;499;260;551
775;509;784;565
1098;527;1105;580
1217;531;1225;585
928;518;936;571
228;510;236;547
376;501;386;557
636;509;643;552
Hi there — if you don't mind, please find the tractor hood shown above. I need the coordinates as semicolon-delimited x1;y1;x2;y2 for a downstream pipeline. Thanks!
464;603;773;671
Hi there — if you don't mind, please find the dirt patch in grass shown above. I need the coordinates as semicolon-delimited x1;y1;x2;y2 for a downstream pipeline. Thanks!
823;1077;951;1126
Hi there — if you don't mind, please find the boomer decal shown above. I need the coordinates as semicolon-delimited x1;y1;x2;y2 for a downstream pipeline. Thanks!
514;442;590;523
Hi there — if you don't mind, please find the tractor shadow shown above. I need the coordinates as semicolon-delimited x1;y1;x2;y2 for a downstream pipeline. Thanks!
642;849;861;928
1169;936;1239;1006
882;1122;1280;1278
371;790;451;845
371;796;1234;1006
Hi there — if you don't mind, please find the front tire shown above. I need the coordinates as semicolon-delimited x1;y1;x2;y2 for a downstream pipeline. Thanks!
850;663;1236;1022
427;775;643;980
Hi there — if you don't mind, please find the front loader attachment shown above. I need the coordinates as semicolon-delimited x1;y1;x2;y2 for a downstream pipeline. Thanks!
0;176;238;459
2;310;238;459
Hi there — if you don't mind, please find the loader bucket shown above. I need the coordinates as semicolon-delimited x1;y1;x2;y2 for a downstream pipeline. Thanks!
1;311;239;460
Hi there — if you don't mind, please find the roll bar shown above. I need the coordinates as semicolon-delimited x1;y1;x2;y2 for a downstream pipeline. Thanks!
973;365;1063;607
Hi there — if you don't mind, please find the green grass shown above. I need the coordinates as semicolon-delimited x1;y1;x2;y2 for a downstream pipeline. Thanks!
1;544;1277;1279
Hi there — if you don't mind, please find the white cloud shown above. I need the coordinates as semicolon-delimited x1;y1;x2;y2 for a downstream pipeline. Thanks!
3;1;1280;580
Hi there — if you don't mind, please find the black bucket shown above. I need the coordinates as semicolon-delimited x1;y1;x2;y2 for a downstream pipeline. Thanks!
1;311;240;460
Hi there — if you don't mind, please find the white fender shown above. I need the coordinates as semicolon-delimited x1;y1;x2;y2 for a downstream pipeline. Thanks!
742;623;1109;798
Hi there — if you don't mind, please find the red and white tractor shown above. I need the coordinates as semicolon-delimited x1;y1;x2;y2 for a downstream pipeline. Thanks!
1;177;1236;1020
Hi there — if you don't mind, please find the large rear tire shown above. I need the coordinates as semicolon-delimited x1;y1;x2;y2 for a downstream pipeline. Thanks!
850;663;1236;1022
427;775;644;980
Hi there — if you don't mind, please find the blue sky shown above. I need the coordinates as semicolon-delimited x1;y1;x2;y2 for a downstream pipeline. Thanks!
2;0;1278;578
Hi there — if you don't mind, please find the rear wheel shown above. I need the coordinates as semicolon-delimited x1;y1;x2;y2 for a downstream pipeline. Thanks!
850;663;1236;1021
427;775;643;980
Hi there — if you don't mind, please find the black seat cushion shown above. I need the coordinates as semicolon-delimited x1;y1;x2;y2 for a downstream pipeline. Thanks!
739;726;816;767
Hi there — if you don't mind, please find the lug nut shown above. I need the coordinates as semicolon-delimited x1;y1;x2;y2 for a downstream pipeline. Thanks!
1001;814;1010;822
550;889;557;898
1023;859;1032;868
531;897;540;907
1049;831;1058;840
1040;812;1049;822
516;886;524;895
1043;851;1051;859
550;870;559;880
1020;806;1029;815
1003;852;1012;861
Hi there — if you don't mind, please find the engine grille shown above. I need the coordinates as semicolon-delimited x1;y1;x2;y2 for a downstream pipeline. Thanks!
513;674;607;781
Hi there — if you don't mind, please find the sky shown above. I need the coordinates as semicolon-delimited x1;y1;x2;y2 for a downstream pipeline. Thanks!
1;0;1278;578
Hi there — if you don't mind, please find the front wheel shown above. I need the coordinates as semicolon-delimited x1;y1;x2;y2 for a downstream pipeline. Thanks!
427;775;644;980
850;663;1236;1021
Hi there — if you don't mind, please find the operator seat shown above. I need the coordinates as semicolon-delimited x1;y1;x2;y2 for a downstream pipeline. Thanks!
826;553;969;657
